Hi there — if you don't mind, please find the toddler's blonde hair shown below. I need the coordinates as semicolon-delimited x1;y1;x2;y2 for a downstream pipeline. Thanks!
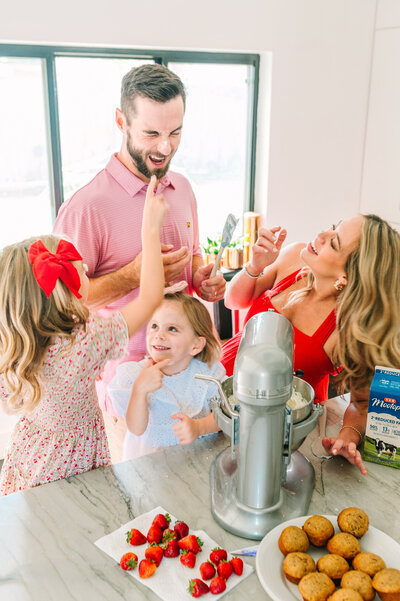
0;235;89;413
163;293;220;366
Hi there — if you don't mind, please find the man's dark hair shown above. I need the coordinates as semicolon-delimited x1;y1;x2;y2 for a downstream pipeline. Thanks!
121;64;186;121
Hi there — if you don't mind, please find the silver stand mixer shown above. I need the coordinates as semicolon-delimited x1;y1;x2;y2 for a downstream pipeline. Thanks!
196;310;322;540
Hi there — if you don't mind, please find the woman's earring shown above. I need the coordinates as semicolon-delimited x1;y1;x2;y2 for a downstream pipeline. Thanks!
334;280;345;292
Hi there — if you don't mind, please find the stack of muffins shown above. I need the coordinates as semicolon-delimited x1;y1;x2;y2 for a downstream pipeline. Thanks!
278;507;400;601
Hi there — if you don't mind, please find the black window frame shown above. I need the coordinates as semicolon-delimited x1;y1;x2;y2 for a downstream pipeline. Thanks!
0;43;259;219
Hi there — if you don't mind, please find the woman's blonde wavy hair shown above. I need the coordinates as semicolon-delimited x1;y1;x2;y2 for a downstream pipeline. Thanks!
334;215;400;393
287;215;400;393
162;293;221;366
0;235;89;413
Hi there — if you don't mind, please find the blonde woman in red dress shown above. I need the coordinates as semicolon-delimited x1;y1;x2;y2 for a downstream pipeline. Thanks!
222;214;400;475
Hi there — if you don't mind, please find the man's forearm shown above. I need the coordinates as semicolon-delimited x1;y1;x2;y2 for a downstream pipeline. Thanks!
87;261;140;310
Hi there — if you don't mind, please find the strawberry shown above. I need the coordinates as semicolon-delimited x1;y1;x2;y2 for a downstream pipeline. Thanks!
138;558;157;578
125;528;147;545
180;550;197;569
209;547;228;565
217;559;233;580
174;520;189;540
119;552;138;571
230;556;244;576
163;538;180;558
162;528;177;543
145;544;163;567
199;561;216;580
178;534;203;555
147;524;163;544
210;575;226;594
188;578;210;598
151;512;171;531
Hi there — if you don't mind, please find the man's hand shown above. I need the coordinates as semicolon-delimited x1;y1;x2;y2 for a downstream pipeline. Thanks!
193;263;226;302
162;246;192;283
128;244;191;286
171;413;200;445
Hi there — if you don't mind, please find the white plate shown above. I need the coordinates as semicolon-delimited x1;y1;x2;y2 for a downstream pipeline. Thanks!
95;506;253;601
256;514;400;601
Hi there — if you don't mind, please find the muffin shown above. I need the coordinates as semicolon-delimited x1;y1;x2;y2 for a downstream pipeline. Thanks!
303;515;335;547
282;552;316;584
298;572;336;601
327;590;364;601
338;508;369;539
317;553;350;581
279;525;310;555
353;553;387;578
372;568;400;601
327;532;361;559
341;570;375;601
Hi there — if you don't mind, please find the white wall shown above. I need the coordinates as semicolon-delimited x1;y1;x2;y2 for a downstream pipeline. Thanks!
360;0;400;230
1;0;378;244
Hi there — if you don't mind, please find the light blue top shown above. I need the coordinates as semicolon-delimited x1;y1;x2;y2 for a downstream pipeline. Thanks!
108;358;225;458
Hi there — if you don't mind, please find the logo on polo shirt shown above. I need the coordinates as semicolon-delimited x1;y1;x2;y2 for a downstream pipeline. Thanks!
186;221;191;228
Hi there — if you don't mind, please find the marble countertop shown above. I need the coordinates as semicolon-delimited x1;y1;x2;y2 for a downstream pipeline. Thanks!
0;396;399;601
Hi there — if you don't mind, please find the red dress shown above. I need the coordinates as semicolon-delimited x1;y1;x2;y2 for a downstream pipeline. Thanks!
221;270;337;403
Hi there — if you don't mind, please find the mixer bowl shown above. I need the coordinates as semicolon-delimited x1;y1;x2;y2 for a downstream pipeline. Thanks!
222;375;314;424
290;376;315;423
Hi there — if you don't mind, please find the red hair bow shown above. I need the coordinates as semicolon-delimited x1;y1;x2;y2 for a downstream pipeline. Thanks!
28;239;83;299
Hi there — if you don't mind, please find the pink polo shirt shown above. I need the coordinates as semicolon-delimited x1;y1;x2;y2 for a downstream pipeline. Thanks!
53;153;201;414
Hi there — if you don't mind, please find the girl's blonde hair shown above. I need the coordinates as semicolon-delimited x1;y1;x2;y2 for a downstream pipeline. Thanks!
163;293;221;366
334;215;400;392
0;235;89;413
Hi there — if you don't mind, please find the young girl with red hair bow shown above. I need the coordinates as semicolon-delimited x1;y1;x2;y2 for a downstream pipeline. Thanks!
0;177;168;495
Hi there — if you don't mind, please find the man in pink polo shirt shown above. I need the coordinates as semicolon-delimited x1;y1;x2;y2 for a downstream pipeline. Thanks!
53;64;225;445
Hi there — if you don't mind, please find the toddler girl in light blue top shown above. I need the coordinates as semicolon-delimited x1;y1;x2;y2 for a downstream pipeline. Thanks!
108;293;225;459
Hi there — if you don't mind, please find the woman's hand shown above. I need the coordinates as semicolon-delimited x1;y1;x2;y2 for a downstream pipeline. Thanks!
321;431;367;475
171;413;200;445
134;358;170;395
248;226;287;274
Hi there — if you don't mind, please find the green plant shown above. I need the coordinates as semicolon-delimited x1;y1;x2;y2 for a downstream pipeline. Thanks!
202;236;221;255
227;233;250;251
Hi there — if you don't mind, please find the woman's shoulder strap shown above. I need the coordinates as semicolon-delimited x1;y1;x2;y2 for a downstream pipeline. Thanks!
313;309;337;344
272;268;305;294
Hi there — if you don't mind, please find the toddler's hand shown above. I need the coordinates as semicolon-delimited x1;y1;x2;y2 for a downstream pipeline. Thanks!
135;358;170;395
142;175;169;233
171;413;199;445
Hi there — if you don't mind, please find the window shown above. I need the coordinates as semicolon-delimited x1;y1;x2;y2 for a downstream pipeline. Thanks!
0;45;259;249
56;57;151;199
0;57;53;247
170;62;252;240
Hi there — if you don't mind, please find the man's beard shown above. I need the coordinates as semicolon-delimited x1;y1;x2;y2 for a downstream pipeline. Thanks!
127;135;173;180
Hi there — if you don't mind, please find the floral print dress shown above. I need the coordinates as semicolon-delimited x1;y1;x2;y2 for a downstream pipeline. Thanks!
0;312;128;496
